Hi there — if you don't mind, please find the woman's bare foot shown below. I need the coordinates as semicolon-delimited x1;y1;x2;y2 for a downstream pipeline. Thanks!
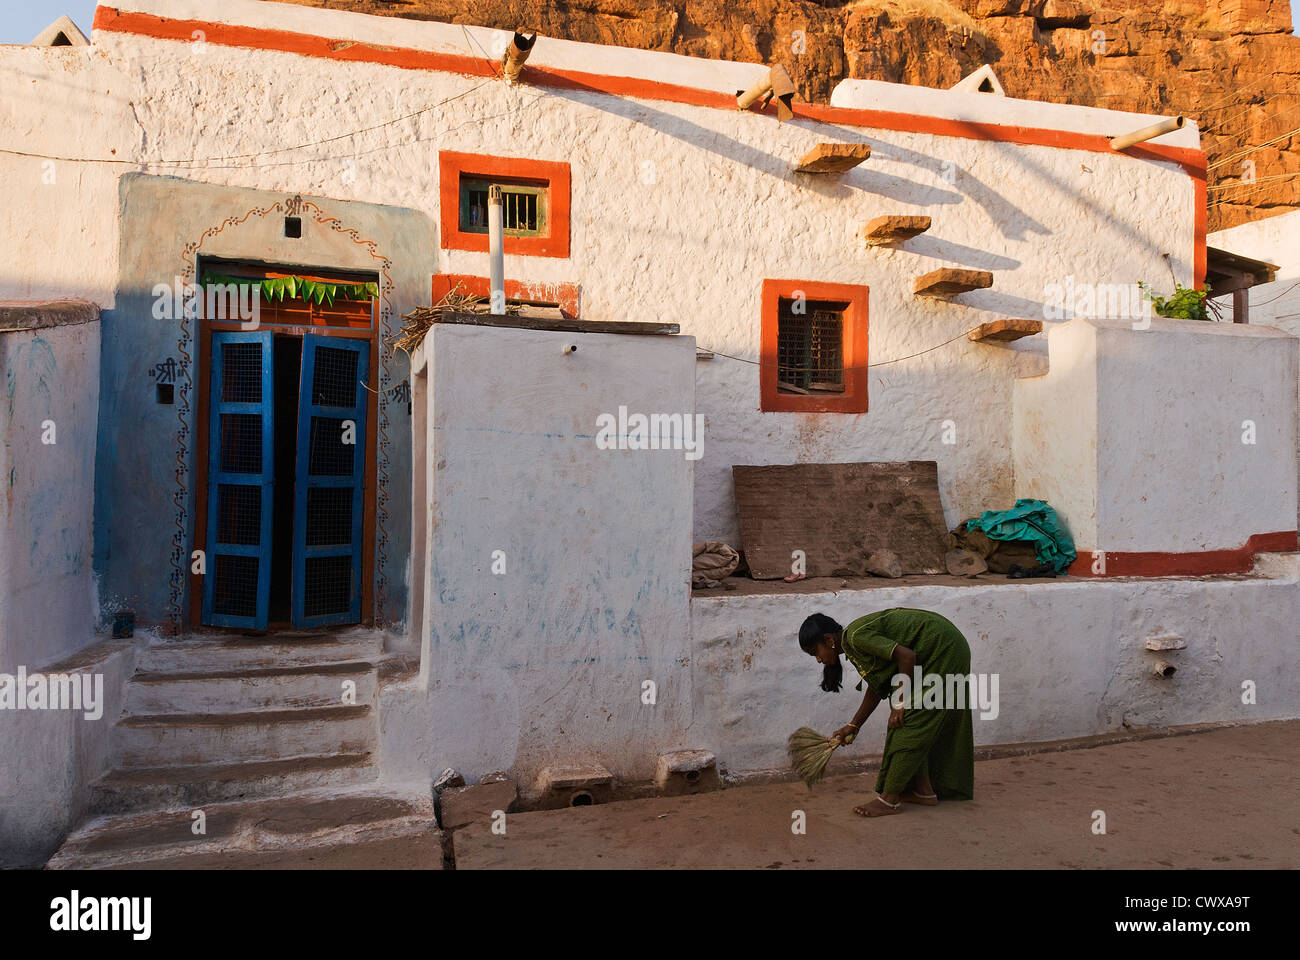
852;795;903;817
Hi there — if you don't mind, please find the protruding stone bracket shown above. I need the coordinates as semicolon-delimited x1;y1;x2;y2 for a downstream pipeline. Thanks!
914;268;993;298
860;215;932;246
969;317;1042;343
794;142;871;175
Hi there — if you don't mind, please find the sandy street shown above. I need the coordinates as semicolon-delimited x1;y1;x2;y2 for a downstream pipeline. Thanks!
453;721;1299;870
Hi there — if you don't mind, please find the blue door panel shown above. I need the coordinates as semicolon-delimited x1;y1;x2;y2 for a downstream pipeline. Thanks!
202;331;274;630
292;334;369;628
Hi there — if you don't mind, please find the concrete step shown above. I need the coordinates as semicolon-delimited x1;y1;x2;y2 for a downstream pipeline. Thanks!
88;752;379;814
46;790;440;870
136;631;383;674
125;661;378;715
112;705;376;766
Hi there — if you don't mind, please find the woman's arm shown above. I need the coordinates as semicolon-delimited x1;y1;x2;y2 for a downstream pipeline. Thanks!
833;687;881;743
887;644;919;728
892;643;918;675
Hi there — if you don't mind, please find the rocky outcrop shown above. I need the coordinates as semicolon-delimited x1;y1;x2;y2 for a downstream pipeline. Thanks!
275;0;1300;230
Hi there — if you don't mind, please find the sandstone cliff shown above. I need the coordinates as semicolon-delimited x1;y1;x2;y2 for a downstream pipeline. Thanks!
272;0;1300;231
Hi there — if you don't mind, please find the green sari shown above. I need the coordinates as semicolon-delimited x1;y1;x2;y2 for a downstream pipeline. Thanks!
841;608;975;800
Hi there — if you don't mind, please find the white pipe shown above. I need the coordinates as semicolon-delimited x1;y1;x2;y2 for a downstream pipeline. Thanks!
1110;116;1185;151
488;184;505;315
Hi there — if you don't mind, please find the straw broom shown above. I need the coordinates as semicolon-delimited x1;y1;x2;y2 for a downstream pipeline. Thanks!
787;726;853;788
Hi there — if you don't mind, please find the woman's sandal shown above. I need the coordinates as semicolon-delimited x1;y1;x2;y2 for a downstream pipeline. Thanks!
852;795;903;817
900;790;939;806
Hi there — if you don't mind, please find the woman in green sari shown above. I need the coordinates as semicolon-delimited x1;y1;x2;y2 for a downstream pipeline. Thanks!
798;609;975;817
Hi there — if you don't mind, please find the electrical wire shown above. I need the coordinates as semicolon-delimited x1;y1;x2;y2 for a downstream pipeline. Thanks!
0;77;496;167
701;325;985;373
1249;280;1300;307
1208;124;1300;170
1207;170;1300;191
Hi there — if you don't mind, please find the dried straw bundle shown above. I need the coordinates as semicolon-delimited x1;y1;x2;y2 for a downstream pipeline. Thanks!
387;283;522;356
787;726;845;788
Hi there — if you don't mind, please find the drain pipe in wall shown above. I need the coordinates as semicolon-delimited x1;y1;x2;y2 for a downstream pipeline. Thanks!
1110;116;1185;151
503;31;536;85
489;184;505;315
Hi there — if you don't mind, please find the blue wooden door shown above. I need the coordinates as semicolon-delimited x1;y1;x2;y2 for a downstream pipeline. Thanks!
292;334;370;627
203;331;275;629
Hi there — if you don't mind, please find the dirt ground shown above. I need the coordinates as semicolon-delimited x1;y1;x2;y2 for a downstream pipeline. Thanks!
454;721;1300;869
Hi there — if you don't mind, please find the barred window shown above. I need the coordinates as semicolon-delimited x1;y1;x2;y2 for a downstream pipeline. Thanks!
776;299;847;394
460;177;548;237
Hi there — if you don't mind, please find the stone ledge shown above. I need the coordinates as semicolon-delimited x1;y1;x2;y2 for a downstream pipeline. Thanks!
0;299;100;333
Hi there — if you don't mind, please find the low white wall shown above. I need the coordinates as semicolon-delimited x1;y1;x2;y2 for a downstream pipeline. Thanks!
689;564;1300;778
1013;318;1099;548
381;322;697;789
1015;315;1298;555
0;312;101;671
0;305;117;867
1210;210;1300;534
0;640;136;868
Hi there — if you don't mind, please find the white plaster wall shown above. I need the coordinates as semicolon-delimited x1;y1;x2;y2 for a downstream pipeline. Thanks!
0;315;114;868
1208;210;1300;332
380;323;696;788
0;44;131;305
0;320;100;671
0;640;135;868
831;78;1200;149
1013;318;1100;550
0;0;1200;551
690;565;1300;777
1093;316;1298;551
1015;315;1298;554
1209;210;1300;533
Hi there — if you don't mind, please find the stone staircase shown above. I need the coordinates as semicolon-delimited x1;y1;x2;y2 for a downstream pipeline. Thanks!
46;630;440;869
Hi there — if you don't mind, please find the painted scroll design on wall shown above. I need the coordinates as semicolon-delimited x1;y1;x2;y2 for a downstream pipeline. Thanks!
168;198;397;632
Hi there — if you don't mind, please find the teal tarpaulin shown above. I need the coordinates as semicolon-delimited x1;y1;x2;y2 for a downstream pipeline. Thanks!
964;499;1077;574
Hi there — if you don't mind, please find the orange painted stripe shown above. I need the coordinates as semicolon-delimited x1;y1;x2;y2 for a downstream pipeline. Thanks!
1066;531;1298;578
94;6;499;78
93;5;1208;281
93;7;1204;167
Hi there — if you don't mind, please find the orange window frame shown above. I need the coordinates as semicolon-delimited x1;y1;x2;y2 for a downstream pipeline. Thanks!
438;151;571;259
760;279;869;414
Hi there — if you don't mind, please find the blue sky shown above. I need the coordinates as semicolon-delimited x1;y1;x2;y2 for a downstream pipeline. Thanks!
1;1;98;44
0;1;1297;47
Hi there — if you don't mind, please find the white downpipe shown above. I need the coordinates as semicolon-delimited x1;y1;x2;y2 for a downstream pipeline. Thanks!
488;184;505;315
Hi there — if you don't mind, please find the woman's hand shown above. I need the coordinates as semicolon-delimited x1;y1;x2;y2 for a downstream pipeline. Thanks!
887;705;905;729
832;724;859;744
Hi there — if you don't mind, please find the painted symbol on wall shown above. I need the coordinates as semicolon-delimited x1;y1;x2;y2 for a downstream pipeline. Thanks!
148;358;187;385
390;379;412;415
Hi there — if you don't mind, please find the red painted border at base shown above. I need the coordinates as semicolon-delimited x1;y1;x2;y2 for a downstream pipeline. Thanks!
1067;531;1299;577
432;273;581;318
